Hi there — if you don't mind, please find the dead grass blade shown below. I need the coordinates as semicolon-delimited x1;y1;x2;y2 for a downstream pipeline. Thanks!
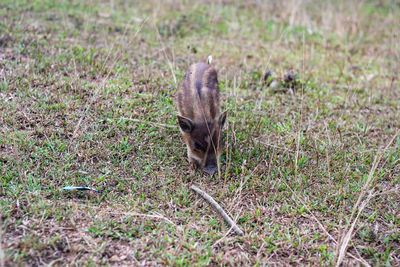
212;213;240;248
122;118;177;129
72;17;148;139
335;133;398;267
0;226;4;267
153;20;177;87
279;177;370;266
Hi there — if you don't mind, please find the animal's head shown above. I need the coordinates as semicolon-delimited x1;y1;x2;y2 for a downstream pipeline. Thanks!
177;110;228;175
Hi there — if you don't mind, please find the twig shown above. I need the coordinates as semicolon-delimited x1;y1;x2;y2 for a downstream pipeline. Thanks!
190;185;244;235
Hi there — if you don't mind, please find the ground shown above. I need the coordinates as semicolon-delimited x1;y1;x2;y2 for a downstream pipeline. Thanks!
0;0;399;266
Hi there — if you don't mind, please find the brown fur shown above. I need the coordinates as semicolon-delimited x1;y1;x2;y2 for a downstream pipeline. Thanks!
176;62;227;174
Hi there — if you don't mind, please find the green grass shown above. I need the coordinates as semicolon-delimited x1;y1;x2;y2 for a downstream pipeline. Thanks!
1;0;399;265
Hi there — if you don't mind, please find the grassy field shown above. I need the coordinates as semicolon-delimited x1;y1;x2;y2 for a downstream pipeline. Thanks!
1;0;399;265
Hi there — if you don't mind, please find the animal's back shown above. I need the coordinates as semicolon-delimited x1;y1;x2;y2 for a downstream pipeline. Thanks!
177;62;220;123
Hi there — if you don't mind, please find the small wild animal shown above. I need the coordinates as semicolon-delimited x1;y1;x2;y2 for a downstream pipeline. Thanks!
176;57;227;175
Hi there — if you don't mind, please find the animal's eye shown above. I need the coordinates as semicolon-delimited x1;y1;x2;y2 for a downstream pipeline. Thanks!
194;142;204;151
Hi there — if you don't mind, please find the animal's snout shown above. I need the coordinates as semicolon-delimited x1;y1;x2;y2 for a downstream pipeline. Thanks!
203;157;217;175
203;165;217;175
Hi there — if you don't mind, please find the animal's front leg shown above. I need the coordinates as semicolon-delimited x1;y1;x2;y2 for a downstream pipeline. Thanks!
190;161;197;171
189;156;200;171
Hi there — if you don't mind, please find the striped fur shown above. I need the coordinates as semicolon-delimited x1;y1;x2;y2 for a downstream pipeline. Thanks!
176;61;227;175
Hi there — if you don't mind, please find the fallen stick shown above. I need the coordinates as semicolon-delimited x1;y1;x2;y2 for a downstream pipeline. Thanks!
190;185;244;235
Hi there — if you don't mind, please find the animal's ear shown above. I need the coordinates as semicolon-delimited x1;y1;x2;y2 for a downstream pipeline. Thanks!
217;110;228;129
177;115;194;133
